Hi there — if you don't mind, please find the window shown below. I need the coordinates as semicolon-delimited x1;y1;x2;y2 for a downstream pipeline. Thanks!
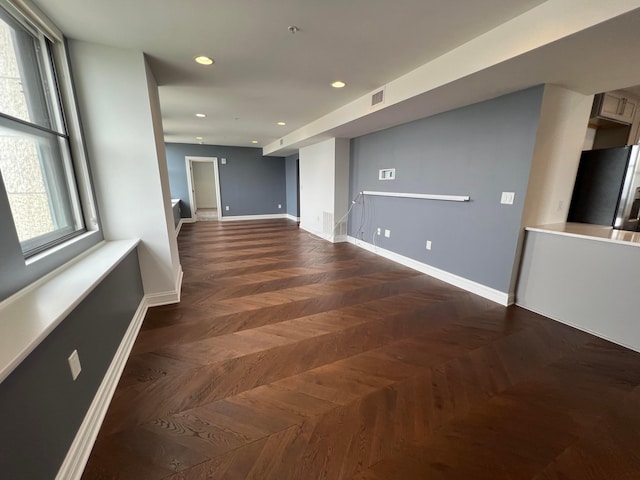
0;4;84;256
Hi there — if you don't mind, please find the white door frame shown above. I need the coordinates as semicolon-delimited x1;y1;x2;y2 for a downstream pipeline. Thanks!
185;156;222;221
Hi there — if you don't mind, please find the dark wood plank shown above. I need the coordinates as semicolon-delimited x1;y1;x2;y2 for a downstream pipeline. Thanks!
83;219;640;479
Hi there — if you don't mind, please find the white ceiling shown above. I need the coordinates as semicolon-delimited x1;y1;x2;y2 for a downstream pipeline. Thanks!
32;0;548;150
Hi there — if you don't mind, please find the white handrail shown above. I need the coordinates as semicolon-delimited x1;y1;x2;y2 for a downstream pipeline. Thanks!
362;190;470;202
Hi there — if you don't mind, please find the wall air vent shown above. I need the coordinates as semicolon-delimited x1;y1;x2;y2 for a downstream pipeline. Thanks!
371;89;384;106
323;211;334;235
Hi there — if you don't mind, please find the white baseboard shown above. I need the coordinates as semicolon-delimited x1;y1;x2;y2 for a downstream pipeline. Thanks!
347;236;510;306
56;297;149;480
175;218;195;235
145;265;183;307
220;213;288;222
286;214;300;222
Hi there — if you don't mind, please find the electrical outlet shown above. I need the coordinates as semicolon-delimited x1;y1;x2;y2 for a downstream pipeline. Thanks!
220;158;227;165
376;227;381;235
225;205;229;211
384;229;391;238
278;204;282;209
426;240;432;250
68;349;81;381
500;192;515;205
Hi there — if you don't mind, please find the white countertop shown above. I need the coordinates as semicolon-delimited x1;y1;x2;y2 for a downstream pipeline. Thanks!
526;222;640;247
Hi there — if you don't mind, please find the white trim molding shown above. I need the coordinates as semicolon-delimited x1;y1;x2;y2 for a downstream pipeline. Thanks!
286;214;300;222
347;236;510;306
145;264;183;307
175;218;195;236
220;213;288;222
362;190;470;202
184;156;222;221
55;297;149;480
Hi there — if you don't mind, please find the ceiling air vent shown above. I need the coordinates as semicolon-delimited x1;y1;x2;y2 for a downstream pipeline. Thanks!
371;89;384;106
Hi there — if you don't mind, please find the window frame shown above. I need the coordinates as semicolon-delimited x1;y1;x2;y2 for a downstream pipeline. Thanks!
0;0;98;258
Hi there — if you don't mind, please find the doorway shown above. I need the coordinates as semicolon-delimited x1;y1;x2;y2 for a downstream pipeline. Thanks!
185;156;222;221
296;159;300;222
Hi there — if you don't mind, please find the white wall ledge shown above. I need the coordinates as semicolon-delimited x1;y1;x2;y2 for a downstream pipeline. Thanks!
0;239;140;384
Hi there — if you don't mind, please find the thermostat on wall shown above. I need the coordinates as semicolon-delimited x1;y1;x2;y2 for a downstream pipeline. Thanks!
379;168;395;180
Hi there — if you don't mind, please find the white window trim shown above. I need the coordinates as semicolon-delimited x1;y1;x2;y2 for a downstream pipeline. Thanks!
1;0;100;249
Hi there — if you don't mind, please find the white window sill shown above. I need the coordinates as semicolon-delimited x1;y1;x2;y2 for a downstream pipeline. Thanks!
0;239;140;383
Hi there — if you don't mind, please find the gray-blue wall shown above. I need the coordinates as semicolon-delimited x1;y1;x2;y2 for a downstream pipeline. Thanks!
165;143;286;218
0;249;144;479
349;86;545;293
285;154;299;217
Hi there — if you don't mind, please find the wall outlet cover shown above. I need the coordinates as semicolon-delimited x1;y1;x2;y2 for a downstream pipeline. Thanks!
500;192;515;205
376;227;381;235
384;229;391;238
426;240;432;250
220;158;227;165
379;168;396;181
68;350;81;381
225;205;229;211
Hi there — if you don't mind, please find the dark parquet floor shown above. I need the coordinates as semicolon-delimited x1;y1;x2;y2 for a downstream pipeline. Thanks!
83;219;640;479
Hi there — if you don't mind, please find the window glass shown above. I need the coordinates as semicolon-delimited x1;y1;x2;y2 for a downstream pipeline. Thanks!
0;5;83;256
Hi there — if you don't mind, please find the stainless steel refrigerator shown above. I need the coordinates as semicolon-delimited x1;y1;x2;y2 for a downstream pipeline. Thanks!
568;145;640;232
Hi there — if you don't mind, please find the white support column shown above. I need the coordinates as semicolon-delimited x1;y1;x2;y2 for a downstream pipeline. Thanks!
68;41;182;304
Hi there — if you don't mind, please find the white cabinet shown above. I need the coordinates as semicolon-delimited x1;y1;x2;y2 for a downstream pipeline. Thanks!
592;91;638;124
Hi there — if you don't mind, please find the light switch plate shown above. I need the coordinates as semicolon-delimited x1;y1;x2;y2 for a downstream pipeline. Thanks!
500;192;515;205
384;229;391;238
220;158;227;165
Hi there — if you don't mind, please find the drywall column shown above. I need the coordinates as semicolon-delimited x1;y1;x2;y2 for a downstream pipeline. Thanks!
509;85;594;295
68;41;182;304
299;138;350;242
520;85;594;227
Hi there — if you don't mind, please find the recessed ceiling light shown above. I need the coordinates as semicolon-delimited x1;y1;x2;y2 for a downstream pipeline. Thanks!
251;140;258;144
331;81;346;88
194;56;214;65
196;136;203;140
195;113;206;118
277;121;286;126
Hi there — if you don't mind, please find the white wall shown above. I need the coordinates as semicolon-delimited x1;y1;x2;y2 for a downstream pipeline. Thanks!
333;138;351;241
520;85;594;228
299;138;350;242
68;41;181;303
506;85;594;296
299;138;336;240
193;162;217;208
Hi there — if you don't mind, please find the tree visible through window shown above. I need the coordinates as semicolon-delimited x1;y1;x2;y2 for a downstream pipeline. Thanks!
0;5;83;256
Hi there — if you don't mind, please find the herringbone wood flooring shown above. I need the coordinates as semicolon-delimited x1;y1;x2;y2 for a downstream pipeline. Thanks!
83;219;640;479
